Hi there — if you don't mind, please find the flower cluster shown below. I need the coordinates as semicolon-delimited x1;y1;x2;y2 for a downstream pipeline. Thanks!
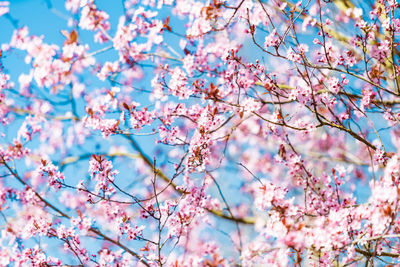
34;160;65;190
88;155;118;195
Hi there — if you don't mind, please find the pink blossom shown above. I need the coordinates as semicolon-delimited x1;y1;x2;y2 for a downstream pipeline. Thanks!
79;4;110;32
286;48;301;63
97;61;119;81
65;0;82;13
88;155;118;195
168;67;191;99
35;159;65;190
264;29;280;48
361;86;376;110
0;1;9;17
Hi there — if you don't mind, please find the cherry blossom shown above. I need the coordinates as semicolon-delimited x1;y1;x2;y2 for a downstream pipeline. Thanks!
0;1;8;17
0;0;400;266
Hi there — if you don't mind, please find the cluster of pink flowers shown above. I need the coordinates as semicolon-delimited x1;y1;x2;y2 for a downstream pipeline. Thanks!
34;160;65;190
88;155;118;195
168;67;191;99
0;1;9;17
264;29;280;48
79;2;110;42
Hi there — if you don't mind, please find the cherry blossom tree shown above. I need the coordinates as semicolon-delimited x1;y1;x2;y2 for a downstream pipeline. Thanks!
0;0;400;265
